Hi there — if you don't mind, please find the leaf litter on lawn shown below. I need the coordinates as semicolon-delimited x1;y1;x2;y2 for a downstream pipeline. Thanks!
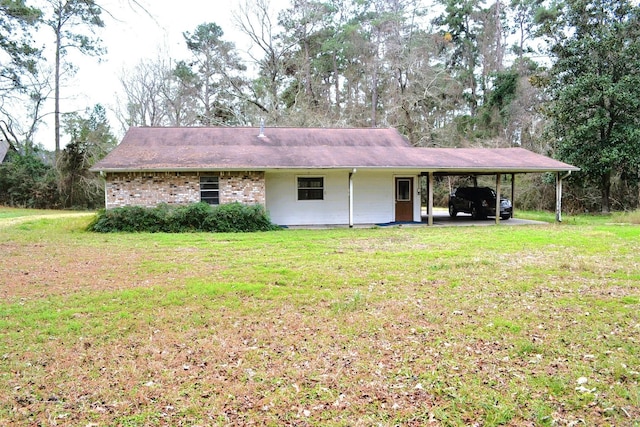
0;215;638;426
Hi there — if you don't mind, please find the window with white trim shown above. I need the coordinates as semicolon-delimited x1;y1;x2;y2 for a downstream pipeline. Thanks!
200;176;220;205
297;177;324;200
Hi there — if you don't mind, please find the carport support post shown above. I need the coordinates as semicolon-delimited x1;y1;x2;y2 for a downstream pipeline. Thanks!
495;173;501;225
428;172;434;226
511;174;515;218
556;172;563;222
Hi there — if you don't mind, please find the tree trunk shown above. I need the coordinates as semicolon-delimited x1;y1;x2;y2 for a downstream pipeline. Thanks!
601;171;611;213
54;19;62;159
304;38;313;101
371;64;378;127
332;51;340;116
494;0;503;72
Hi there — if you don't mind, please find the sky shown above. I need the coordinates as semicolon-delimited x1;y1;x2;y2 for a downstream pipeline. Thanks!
39;0;290;150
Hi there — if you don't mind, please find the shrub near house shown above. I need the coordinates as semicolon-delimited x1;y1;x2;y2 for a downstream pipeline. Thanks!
88;202;279;233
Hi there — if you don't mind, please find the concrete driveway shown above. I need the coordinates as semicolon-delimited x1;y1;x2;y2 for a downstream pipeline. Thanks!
287;209;548;229
425;208;546;226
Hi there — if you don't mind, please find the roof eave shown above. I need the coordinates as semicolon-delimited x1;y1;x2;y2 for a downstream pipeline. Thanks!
427;167;580;174
92;165;580;174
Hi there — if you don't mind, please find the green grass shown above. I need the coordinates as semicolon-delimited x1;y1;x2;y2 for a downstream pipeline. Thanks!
0;207;639;426
0;207;65;219
518;208;640;225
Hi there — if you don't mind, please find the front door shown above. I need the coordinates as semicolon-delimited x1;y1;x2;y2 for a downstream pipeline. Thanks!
395;177;413;222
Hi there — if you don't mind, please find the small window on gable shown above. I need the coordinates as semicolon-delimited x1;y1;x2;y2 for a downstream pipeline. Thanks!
297;177;324;200
200;176;219;205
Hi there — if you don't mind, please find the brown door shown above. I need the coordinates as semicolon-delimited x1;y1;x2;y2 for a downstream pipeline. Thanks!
395;177;413;222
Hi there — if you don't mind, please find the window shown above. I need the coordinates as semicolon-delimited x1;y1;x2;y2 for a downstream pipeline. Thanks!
396;178;411;201
297;177;324;200
200;176;219;205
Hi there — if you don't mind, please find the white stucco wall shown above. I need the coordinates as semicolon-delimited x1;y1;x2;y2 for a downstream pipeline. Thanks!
265;169;421;226
266;170;349;225
352;170;422;224
351;170;394;224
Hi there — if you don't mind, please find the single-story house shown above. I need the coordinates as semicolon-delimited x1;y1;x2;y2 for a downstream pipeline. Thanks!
91;127;579;226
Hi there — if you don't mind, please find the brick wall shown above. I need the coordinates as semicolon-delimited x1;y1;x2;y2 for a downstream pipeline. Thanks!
105;171;266;208
219;171;266;205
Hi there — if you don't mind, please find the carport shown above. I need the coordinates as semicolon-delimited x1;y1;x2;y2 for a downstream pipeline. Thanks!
413;147;580;226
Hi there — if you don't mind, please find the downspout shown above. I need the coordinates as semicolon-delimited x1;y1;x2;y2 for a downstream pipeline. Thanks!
556;171;572;222
349;168;356;228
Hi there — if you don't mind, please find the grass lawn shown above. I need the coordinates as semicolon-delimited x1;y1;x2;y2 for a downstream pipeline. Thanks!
0;209;638;426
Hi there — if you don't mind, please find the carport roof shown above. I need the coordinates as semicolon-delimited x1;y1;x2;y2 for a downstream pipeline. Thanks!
92;127;579;173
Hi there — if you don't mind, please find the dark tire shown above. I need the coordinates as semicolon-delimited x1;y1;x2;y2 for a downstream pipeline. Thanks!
449;204;457;218
471;205;481;220
501;215;511;220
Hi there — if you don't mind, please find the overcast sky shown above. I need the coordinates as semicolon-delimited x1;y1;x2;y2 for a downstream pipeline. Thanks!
40;0;290;150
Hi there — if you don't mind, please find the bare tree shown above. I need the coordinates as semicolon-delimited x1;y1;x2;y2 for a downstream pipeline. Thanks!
116;55;173;128
0;62;54;155
233;0;298;124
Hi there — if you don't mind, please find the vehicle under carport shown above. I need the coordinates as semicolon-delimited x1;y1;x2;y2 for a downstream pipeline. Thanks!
413;147;580;226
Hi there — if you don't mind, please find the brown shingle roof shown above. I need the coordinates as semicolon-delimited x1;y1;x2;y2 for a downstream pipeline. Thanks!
91;127;578;173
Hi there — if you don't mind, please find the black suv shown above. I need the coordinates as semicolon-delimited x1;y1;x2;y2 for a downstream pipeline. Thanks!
448;187;512;220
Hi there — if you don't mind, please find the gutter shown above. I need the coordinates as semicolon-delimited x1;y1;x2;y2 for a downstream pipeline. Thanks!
559;170;572;181
93;166;580;174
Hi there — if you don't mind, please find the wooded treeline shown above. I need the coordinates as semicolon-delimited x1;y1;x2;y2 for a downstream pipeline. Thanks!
1;0;639;212
1;0;114;208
